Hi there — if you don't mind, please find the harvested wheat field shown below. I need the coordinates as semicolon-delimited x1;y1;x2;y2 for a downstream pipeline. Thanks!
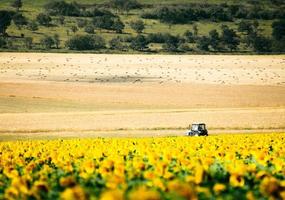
0;53;284;140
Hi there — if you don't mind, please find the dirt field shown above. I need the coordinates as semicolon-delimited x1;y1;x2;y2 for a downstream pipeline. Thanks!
0;53;284;139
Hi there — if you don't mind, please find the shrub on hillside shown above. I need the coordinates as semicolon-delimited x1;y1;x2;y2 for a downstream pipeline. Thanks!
84;25;95;34
12;13;27;29
147;33;167;43
109;37;126;50
36;13;52;26
93;16;124;33
0;37;7;48
162;34;181;52
45;1;80;16
77;19;87;28
40;35;55;49
65;35;106;50
0;10;15;35
130;34;149;51
272;19;285;40
109;0;141;12
130;20;145;34
27;21;38;31
83;8;115;18
24;37;33;49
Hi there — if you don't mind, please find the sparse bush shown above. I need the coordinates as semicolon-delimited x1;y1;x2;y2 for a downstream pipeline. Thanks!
109;0;141;13
11;0;22;12
112;18;125;33
162;34;180;52
178;43;192;52
0;10;15;35
93;16;124;33
27;21;38;31
209;29;221;51
77;19;87;28
12;13;27;29
66;34;106;50
220;25;240;51
130;20;145;33
24;37;33;49
58;15;65;25
36;13;52;26
184;30;195;43
147;33;166;43
40;35;55;49
272;37;285;52
197;36;210;51
130;34;149;51
272;19;285;40
109;37;125;50
53;34;60;49
122;35;134;43
84;8;115;18
71;25;78;33
0;37;7;48
251;35;272;53
84;25;95;34
45;1;80;16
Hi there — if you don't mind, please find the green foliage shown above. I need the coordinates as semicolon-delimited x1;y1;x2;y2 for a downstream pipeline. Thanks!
272;37;285;52
44;1;80;16
58;16;65;25
209;29;221;51
24;37;33;49
12;13;27;28
11;0;22;12
40;35;55;49
65;34;106;50
130;20;145;34
272;19;285;40
27;21;38;31
0;37;7;48
71;25;78;33
197;36;210;51
162;34;180;52
36;13;52;26
147;33;168;43
220;25;240;51
109;0;141;12
53;34;60;49
109;37;125;50
184;30;195;43
251;35;272;53
0;10;15;35
112;18;125;33
130;34;149;51
77;19;87;28
84;8;116;18
178;43;191;52
93;15;124;33
84;25;95;34
0;0;283;53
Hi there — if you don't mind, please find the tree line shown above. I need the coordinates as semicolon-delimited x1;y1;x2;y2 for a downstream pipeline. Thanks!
141;4;285;24
0;0;285;53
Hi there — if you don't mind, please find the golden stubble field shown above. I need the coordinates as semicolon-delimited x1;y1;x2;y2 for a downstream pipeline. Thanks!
0;53;284;139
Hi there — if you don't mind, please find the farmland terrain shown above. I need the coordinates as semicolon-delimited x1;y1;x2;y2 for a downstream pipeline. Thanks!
0;53;284;140
0;0;284;53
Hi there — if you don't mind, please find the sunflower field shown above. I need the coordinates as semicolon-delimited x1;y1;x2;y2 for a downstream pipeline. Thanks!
0;133;285;200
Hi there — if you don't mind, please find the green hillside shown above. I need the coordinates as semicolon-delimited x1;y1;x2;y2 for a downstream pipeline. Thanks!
0;0;284;54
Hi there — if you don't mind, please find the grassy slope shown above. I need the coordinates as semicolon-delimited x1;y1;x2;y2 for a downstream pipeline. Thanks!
0;0;276;52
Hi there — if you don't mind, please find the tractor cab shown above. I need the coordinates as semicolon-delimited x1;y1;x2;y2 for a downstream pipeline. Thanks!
186;123;208;136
